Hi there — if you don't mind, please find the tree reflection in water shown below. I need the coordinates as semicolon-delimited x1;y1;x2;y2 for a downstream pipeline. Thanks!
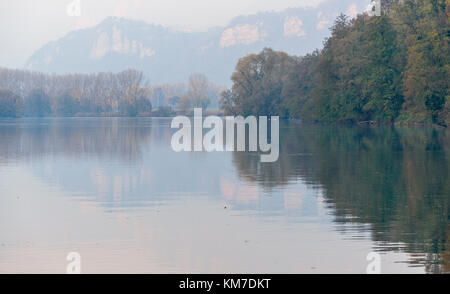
232;121;449;273
0;118;447;273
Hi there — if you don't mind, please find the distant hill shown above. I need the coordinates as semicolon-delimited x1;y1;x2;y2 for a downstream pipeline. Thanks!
25;0;368;85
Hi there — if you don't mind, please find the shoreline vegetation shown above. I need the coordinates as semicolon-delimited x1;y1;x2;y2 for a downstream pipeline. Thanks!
0;109;225;118
220;0;449;127
0;1;448;127
0;69;225;119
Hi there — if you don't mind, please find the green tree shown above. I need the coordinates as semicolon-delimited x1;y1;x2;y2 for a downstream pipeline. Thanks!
359;16;405;122
312;13;404;123
281;52;320;119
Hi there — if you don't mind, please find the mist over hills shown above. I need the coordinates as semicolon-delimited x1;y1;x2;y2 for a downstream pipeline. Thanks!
25;0;368;85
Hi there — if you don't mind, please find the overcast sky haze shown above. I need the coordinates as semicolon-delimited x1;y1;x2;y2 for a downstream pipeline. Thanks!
0;0;357;68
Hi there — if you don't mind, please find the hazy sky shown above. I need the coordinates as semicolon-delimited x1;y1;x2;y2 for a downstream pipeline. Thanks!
0;0;329;68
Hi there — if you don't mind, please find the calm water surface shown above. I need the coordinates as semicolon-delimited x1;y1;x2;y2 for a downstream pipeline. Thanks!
0;118;448;273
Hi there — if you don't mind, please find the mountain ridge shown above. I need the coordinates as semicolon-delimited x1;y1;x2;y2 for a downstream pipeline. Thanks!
25;0;368;85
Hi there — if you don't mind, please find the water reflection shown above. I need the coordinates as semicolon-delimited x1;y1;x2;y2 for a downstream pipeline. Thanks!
233;122;450;273
0;118;173;164
0;118;448;273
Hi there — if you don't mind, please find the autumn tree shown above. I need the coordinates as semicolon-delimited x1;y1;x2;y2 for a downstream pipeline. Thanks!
55;91;80;117
0;89;24;117
223;1;447;126
394;0;449;124
219;89;235;115
25;88;52;117
117;69;150;116
230;48;296;116
186;73;211;109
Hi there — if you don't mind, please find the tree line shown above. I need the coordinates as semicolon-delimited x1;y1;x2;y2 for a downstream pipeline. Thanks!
0;68;224;117
0;69;151;117
220;0;449;126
